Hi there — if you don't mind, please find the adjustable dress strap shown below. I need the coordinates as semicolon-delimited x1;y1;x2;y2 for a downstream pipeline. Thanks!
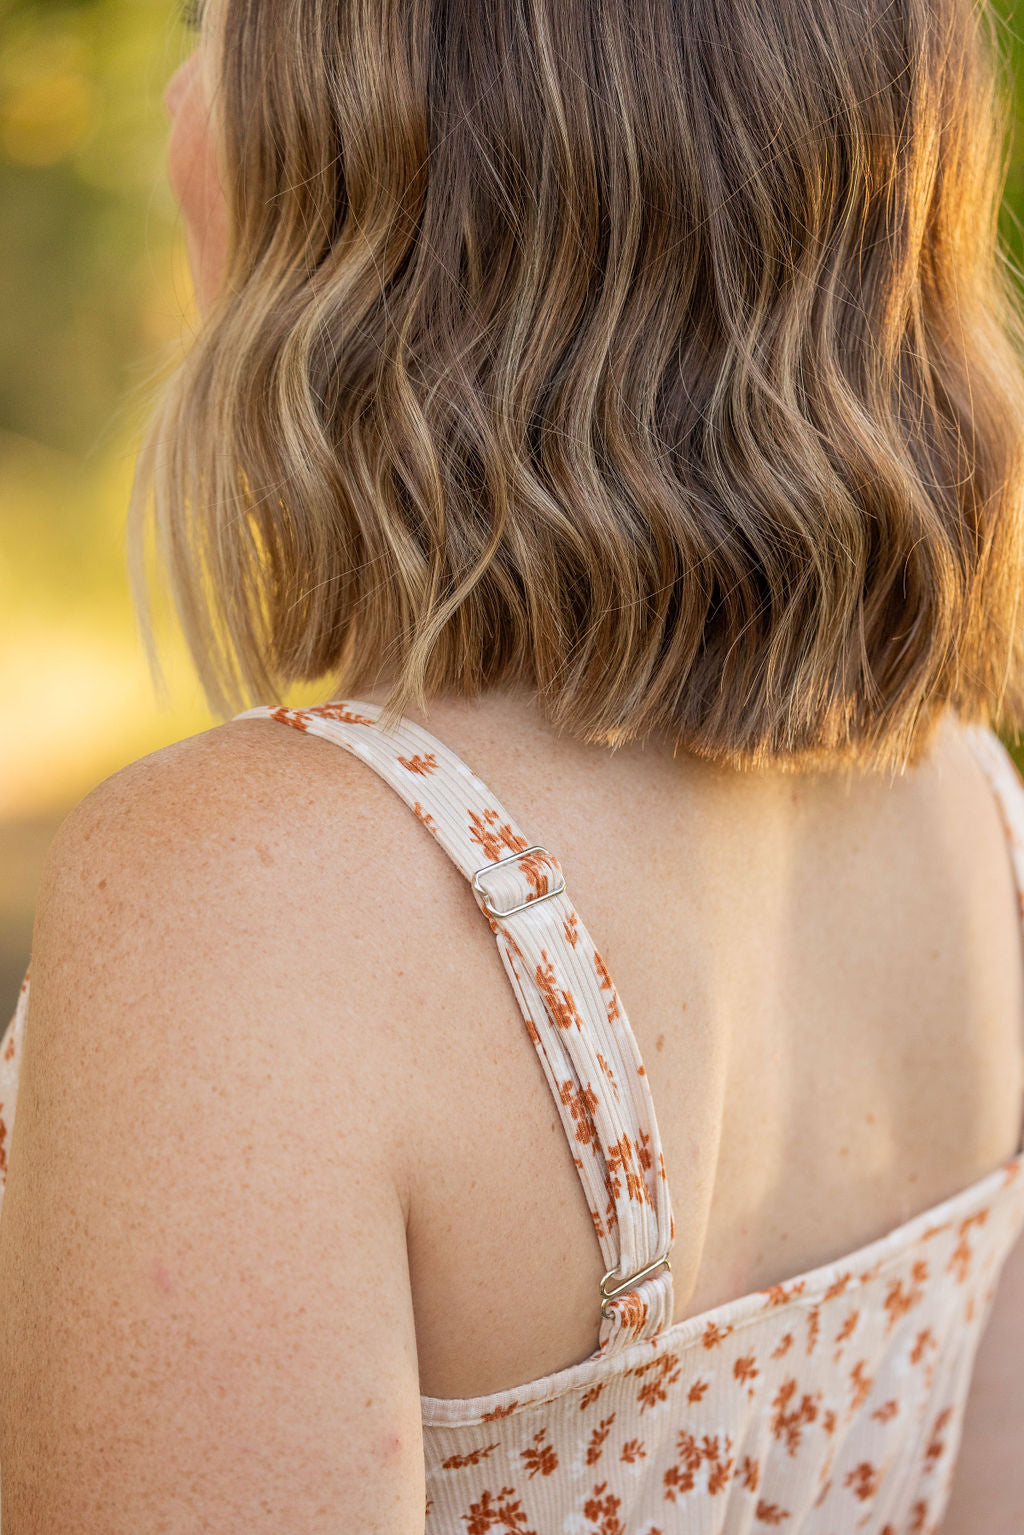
234;699;676;1359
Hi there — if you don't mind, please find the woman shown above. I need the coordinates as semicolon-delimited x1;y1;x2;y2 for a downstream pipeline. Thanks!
1;0;1024;1527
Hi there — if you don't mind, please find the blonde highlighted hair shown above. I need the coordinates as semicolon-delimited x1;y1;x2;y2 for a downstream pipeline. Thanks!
131;0;1024;771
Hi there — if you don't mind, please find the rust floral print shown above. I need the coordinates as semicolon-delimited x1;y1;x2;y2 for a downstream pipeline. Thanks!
2;706;1024;1534
418;1151;1024;1534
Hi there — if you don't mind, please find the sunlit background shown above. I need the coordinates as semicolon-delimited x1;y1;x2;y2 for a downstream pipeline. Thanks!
3;0;1024;1022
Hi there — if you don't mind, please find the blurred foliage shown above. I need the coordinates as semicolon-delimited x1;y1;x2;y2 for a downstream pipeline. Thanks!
1;0;1024;1011
0;0;206;825
0;0;193;455
0;0;206;1006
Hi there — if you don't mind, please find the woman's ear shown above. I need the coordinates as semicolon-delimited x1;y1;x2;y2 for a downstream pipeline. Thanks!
165;49;228;315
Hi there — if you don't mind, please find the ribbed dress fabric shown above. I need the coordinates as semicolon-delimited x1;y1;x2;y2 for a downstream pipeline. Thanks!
2;701;1023;1534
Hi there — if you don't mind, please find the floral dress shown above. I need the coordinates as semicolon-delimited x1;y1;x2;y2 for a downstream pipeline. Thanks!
2;703;1023;1534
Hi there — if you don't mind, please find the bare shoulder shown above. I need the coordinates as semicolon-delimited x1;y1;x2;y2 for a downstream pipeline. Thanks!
27;713;460;1200
905;710;1023;883
41;712;416;886
33;712;456;993
0;714;435;1530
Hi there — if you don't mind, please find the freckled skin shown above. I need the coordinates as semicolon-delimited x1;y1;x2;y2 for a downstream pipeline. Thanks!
151;1261;175;1296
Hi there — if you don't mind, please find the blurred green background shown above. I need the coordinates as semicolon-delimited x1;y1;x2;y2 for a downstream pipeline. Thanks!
0;0;215;1022
2;0;1024;1024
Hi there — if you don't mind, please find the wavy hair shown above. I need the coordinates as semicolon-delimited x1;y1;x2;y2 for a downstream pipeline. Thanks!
130;0;1024;771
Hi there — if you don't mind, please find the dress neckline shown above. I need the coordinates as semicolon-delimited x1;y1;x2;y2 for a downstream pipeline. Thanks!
420;1145;1024;1425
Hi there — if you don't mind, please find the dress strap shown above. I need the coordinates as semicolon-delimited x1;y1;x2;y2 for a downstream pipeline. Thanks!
234;699;676;1358
960;721;1024;1151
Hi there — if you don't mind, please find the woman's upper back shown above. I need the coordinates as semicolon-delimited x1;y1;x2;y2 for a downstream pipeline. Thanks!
3;684;1023;1533
213;685;1024;1533
342;687;1024;1399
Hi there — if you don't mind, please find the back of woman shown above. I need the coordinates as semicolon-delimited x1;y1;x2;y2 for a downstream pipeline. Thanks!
3;0;1024;1529
376;691;1024;1392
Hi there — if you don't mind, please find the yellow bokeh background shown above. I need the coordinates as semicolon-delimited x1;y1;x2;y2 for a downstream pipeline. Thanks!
0;0;216;1014
3;0;1024;1019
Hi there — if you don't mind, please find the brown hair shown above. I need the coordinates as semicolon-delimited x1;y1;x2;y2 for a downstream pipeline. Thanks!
130;0;1024;771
